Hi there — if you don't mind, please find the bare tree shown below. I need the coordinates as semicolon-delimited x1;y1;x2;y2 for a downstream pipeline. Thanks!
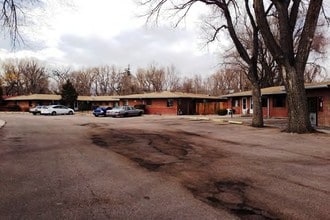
1;0;23;46
92;66;113;95
180;77;194;93
18;59;49;94
1;60;22;95
69;68;96;96
163;65;181;91
144;64;166;92
304;29;329;82
1;59;48;95
136;68;153;92
192;74;207;94
221;18;283;89
135;64;166;92
253;0;324;133
0;0;42;47
139;0;265;127
107;65;122;95
206;68;248;95
50;67;71;93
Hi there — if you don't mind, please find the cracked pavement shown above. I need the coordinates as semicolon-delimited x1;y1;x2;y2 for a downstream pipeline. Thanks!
0;113;329;219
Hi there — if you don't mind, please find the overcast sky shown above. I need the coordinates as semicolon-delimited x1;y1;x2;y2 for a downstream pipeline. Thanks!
0;0;227;76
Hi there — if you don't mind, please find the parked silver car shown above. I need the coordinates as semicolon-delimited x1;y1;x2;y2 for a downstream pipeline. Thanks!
29;105;44;115
40;105;74;115
106;106;143;117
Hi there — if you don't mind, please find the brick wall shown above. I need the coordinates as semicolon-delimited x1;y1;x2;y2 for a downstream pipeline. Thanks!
5;100;30;111
229;96;288;117
307;88;330;127
146;99;177;115
125;99;177;115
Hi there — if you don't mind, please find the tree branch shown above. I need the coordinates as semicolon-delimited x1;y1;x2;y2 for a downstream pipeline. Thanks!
296;0;323;73
253;0;283;63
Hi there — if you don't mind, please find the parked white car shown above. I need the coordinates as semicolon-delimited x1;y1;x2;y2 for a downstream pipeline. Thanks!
40;105;74;115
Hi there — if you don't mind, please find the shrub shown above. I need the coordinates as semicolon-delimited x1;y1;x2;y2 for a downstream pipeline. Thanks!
217;109;228;115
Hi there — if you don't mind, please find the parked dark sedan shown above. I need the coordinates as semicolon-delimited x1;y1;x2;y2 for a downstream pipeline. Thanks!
93;106;112;117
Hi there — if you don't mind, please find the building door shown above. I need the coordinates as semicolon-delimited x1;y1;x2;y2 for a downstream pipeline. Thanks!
242;98;247;115
249;97;253;114
307;97;318;126
178;99;196;115
74;101;79;111
178;99;184;115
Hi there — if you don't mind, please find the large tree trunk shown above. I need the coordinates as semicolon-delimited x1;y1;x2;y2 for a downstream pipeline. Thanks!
253;0;323;133
251;83;263;127
282;65;312;133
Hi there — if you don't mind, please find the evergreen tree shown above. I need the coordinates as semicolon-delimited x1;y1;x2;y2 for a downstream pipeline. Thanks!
60;80;78;109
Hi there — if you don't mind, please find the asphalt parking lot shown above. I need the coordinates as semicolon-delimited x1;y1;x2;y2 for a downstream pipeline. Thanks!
0;113;329;219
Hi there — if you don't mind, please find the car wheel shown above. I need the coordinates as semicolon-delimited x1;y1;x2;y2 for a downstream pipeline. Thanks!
138;112;142;116
51;111;56;115
94;114;99;117
68;111;73;115
32;112;37;115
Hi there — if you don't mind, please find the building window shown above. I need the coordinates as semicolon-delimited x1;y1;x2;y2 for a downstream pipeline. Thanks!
262;97;268;107
123;100;128;106
167;99;174;107
250;97;253;110
273;95;286;107
231;98;239;107
146;99;152;105
242;98;247;109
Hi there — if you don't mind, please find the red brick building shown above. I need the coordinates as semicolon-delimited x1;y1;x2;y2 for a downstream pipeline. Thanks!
3;91;225;115
117;91;225;115
223;82;330;127
4;94;62;112
3;94;120;112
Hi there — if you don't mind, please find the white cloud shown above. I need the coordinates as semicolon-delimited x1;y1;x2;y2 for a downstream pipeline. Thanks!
0;0;222;76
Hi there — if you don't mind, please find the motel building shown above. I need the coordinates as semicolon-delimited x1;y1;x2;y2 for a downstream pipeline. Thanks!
222;82;330;127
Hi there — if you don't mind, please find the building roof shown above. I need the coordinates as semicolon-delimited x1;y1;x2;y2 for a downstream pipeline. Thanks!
78;96;119;101
222;82;330;98
118;91;221;100
305;81;330;89
5;94;61;101
222;86;286;98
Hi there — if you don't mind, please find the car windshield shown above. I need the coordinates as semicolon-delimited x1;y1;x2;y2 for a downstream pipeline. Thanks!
112;106;124;110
